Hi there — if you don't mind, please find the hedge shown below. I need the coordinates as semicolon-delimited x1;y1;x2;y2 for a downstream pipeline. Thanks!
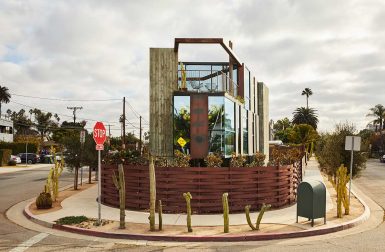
0;142;38;155
0;149;12;166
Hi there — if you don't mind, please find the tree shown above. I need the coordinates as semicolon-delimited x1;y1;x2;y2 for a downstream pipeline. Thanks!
0;86;11;118
315;122;367;179
273;118;292;131
292;107;319;129
367;104;385;131
288;124;319;161
32;109;58;140
8;109;36;135
301;88;313;109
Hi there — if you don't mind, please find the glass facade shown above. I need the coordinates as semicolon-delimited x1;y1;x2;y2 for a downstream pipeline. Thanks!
243;109;248;155
173;96;191;154
244;67;250;110
208;96;224;153
224;98;235;156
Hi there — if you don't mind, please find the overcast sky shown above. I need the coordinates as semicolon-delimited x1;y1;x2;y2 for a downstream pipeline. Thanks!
1;0;384;136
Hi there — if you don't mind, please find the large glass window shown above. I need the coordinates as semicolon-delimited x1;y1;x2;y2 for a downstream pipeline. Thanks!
208;96;224;153
173;96;191;154
244;67;250;110
243;109;248;155
224;98;235;156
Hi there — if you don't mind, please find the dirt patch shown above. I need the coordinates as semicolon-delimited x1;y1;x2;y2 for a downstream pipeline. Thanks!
29;183;96;215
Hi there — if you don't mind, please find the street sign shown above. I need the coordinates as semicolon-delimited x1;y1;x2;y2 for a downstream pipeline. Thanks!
96;144;104;151
345;136;361;151
93;122;107;145
80;130;86;144
177;137;187;147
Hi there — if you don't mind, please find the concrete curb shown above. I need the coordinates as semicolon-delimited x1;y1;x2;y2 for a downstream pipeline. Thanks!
22;188;371;242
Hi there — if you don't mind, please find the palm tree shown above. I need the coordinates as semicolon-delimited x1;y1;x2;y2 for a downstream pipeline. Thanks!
367;104;385;131
301;88;313;109
0;86;11;118
292;107;319;130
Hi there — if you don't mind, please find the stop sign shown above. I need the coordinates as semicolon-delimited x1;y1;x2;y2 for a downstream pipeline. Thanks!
93;121;107;145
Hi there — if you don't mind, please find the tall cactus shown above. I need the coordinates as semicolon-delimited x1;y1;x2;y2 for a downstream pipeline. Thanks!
45;148;63;202
335;164;350;218
183;192;193;232
112;164;126;229
149;155;156;231
158;200;163;231
222;192;229;233
245;204;271;230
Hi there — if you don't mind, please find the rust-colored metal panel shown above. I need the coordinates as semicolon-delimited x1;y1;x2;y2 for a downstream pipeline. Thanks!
190;94;209;159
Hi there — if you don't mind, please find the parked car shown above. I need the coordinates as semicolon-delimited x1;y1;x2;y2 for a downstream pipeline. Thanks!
380;154;385;163
41;152;66;164
18;153;40;164
9;155;21;164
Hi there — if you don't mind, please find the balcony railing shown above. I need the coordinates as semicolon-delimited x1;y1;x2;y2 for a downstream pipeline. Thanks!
178;69;238;97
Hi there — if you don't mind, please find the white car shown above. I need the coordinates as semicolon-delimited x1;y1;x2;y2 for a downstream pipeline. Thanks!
10;155;21;164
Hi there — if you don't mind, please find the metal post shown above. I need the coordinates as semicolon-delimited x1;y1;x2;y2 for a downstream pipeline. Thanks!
348;138;354;204
97;149;101;225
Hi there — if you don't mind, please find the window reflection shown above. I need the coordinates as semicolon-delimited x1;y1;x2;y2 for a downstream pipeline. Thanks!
243;109;248;155
208;96;224;153
173;96;190;154
224;98;235;156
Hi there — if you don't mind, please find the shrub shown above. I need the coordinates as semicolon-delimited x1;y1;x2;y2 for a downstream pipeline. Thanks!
56;216;89;225
204;153;223;167
230;152;246;167
0;149;12;166
270;146;303;166
8;160;16;166
174;150;190;167
0;142;38;155
36;192;53;209
247;152;266;167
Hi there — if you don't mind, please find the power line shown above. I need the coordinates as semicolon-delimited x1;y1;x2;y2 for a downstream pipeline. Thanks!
11;93;121;102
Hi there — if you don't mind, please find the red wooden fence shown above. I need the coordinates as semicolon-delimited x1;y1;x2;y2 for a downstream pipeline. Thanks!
101;164;301;214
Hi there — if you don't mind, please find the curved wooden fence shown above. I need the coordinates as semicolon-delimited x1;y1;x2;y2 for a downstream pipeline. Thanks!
101;164;302;214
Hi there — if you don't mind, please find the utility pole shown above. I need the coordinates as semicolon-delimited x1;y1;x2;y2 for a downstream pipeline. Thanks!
67;106;83;124
122;97;126;149
139;116;142;155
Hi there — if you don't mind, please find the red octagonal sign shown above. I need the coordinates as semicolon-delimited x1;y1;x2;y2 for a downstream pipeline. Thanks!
93;121;107;145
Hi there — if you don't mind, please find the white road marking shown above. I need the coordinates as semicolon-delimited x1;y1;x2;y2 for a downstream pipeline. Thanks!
9;232;49;252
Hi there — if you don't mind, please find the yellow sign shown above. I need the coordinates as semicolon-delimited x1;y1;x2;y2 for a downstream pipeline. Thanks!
177;137;187;147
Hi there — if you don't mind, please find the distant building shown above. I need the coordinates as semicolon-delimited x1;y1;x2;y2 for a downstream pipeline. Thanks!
0;118;13;142
149;38;269;160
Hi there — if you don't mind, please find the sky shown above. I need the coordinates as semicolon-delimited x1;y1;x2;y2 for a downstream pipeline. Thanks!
1;0;384;136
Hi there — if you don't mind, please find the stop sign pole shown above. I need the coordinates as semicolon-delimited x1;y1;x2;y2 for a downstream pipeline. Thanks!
93;122;107;225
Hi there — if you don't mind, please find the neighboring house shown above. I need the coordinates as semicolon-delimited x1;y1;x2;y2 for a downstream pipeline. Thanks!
149;38;269;160
0;118;14;142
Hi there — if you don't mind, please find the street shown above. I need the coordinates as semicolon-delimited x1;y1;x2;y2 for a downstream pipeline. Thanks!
1;160;385;251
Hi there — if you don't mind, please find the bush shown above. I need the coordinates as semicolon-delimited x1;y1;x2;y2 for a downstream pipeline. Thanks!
247;152;266;167
230;152;246;167
204;153;223;167
174;150;190;167
0;149;12;166
36;192;53;209
0;142;38;155
315;122;367;178
56;215;89;225
8;160;16;166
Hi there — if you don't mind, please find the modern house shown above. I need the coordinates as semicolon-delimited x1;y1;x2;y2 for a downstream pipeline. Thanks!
0;118;14;142
149;38;269;160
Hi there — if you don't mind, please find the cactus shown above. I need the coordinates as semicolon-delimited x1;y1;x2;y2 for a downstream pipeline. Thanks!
245;204;271;230
45;148;63;202
222;192;229;233
158;200;163;231
183;192;193;232
256;203;271;230
36;190;53;209
149;155;156;231
335;164;350;218
112;164;126;229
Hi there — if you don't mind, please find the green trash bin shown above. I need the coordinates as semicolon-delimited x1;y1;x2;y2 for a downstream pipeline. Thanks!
296;180;326;227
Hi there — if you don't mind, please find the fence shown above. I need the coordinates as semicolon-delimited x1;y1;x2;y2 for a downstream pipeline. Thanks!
101;162;302;214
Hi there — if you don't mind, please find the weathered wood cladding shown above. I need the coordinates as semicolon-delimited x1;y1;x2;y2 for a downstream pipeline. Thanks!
190;94;209;159
257;82;270;161
149;48;178;157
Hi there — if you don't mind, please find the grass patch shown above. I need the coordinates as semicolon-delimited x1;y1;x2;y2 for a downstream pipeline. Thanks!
56;215;89;225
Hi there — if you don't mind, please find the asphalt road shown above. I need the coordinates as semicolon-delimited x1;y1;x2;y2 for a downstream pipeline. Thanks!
1;160;385;251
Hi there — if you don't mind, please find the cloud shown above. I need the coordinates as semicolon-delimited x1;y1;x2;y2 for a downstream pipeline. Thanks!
0;0;384;136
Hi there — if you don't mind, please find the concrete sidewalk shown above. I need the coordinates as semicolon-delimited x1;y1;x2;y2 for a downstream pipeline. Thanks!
0;163;53;174
31;159;335;227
